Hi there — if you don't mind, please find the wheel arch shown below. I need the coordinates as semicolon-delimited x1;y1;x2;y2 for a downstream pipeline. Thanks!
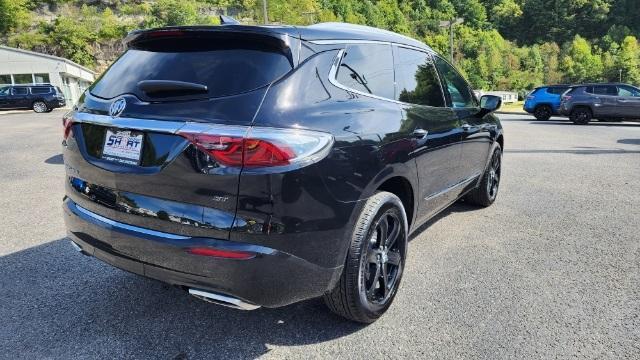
376;176;415;230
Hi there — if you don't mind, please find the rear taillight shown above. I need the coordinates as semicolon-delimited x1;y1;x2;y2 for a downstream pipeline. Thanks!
562;95;572;102
178;126;333;172
62;114;74;140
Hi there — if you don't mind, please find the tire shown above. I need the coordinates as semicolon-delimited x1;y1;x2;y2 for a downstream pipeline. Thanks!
464;145;502;207
570;107;592;125
533;105;552;121
324;191;408;323
32;101;48;113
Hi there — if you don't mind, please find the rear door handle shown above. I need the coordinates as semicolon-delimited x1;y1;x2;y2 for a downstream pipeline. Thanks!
412;128;428;139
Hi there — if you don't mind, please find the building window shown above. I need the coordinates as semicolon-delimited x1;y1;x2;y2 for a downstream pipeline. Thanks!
0;75;10;85
13;74;33;84
33;73;50;84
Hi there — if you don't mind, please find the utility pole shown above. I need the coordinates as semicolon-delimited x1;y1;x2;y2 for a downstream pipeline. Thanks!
262;0;268;24
439;18;464;64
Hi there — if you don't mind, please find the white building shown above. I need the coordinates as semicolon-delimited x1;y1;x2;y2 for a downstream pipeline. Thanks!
0;45;96;107
475;90;519;104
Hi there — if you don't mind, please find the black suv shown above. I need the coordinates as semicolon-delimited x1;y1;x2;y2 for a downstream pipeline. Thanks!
0;84;66;112
63;22;504;323
560;83;640;124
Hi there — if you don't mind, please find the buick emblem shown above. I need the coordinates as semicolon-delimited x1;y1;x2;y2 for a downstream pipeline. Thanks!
109;98;126;117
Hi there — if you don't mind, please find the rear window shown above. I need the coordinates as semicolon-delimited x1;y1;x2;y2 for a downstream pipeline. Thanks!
12;88;28;95
91;34;293;101
31;87;52;94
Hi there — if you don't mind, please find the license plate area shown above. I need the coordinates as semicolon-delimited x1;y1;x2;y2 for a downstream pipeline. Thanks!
101;129;144;165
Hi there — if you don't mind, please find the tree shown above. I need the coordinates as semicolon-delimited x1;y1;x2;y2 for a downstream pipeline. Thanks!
560;35;604;83
0;0;29;34
617;36;640;84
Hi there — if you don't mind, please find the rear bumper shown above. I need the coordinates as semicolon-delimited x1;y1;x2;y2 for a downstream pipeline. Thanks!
63;198;342;308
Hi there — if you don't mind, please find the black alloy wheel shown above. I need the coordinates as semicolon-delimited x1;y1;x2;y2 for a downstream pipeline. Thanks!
324;191;408;323
571;107;592;125
361;209;403;306
464;145;502;207
486;149;501;202
534;105;552;121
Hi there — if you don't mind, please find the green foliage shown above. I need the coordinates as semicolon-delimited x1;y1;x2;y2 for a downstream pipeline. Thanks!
0;0;30;34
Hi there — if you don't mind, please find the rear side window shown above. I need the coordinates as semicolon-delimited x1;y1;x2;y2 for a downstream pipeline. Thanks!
31;87;52;94
12;88;28;95
394;47;444;107
433;56;476;108
336;44;395;100
91;35;293;101
617;85;640;97
588;85;617;96
548;87;569;95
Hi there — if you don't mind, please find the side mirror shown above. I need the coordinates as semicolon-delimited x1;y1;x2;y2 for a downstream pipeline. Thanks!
477;95;502;117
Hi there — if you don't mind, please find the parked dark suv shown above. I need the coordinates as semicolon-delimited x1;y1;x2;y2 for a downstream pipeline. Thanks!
559;83;640;124
63;21;504;323
0;84;66;112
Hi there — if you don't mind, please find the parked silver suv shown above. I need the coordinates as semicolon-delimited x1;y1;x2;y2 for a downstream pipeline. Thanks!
559;83;640;124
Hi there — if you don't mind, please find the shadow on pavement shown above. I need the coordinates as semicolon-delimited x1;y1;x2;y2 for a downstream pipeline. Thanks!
0;239;363;359
409;202;477;241
529;120;640;127
505;148;640;155
44;154;64;165
618;138;640;145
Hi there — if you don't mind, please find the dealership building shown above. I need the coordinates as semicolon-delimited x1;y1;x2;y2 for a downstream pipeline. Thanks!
0;45;96;107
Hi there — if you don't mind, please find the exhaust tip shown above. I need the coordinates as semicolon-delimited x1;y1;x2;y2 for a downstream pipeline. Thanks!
188;288;260;310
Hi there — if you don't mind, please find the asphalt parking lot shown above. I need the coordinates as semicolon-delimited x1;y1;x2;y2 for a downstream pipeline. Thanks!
0;110;638;359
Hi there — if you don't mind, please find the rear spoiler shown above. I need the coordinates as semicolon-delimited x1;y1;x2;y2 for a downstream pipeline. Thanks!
123;24;301;66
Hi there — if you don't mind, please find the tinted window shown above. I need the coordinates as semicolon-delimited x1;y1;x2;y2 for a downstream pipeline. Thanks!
434;57;476;108
395;47;444;107
336;44;394;99
548;87;569;95
0;87;9;96
91;37;293;100
618;85;640;97
31;87;52;94
589;85;617;96
12;87;28;95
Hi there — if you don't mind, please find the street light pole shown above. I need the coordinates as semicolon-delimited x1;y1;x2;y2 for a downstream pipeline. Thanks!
439;18;464;64
262;0;268;24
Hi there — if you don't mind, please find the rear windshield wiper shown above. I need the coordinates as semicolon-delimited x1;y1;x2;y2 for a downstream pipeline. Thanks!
137;80;208;97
